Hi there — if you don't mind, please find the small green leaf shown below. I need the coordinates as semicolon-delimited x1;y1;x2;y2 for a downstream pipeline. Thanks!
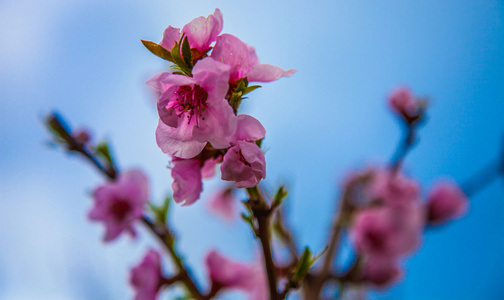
141;40;173;62
149;195;171;225
241;213;256;232
272;186;288;209
243;85;261;95
95;141;113;165
255;138;264;148
292;247;313;282
181;36;193;69
170;42;191;76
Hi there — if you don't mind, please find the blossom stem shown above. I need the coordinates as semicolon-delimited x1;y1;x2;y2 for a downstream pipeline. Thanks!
461;158;502;197
246;186;280;300
141;217;206;299
390;125;416;172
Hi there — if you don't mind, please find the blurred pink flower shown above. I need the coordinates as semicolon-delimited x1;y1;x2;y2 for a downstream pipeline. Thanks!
426;181;468;225
149;57;237;159
370;169;421;208
211;33;296;83
205;250;266;299
209;187;237;220
160;8;223;56
89;170;148;242
72;128;91;144
171;158;203;206
352;206;422;258
130;249;162;300
389;87;416;115
361;257;402;288
201;156;222;179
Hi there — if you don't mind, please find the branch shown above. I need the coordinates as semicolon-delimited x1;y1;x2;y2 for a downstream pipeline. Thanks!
246;186;280;300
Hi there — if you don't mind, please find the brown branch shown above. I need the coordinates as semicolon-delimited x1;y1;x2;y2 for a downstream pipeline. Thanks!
246;186;280;300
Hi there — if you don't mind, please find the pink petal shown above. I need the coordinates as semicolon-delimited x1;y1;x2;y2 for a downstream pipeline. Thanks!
232;115;266;143
209;187;237;220
156;120;206;159
171;159;203;206
192;57;231;104
211;34;254;82
201;156;221;179
182;8;223;52
160;25;181;51
246;64;296;83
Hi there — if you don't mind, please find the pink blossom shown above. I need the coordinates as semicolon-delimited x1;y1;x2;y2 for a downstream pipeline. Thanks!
426;182;468;225
209;187;237;220
149;57;237;159
89;170;148;242
130;250;162;300
361;257;402;288
205;250;266;299
370;169;421;208
352;206;422;258
171;158;202;206
72;128;91;144
160;8;223;55
221;141;266;188
201;156;222;179
211;33;296;83
220;115;267;188
389;87;416;115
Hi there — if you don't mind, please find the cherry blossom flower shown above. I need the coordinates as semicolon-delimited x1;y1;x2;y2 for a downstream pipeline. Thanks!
370;169;421;209
388;87;425;124
426;181;468;225
130;250;163;300
149;57;237;159
209;186;237;220
352;206;422;258
220;115;266;188
89;170;148;242
205;250;267;299
361;257;402;288
160;8;223;57
211;33;296;83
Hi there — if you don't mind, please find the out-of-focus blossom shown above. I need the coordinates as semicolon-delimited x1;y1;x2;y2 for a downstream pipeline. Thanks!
352;206;422;258
89;170;148;242
149;57;237;159
160;8;223;56
205;250;266;299
209;187;237;220
73;128;91;144
426;182;468;225
211;34;295;83
370;169;421;208
388;87;425;124
201;156;222;179
130;249;163;300
171;158;202;206
361;257;402;288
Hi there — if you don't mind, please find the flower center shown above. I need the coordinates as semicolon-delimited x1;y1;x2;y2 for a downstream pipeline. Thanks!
110;198;132;221
172;85;208;125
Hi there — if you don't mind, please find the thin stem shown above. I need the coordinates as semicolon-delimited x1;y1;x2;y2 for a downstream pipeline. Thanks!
142;217;205;300
390;125;416;173
461;159;502;197
246;186;280;300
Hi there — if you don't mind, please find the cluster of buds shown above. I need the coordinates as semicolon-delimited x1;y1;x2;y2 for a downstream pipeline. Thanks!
143;8;294;206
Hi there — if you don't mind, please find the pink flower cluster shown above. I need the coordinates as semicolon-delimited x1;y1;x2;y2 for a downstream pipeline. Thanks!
147;9;294;205
349;168;468;287
206;250;267;300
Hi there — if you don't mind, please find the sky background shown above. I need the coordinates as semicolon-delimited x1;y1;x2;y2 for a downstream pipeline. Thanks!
1;0;503;299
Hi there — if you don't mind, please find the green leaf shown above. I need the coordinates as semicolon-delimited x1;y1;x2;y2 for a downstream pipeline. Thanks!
291;247;327;282
95;141;113;165
170;42;191;76
243;85;261;95
141;40;173;62
181;36;193;69
149;195;171;225
255;138;264;148
272;186;288;209
241;213;256;232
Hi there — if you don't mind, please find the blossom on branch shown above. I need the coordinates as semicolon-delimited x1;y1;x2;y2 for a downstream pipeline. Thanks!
88;169;148;242
221;115;266;188
149;57;237;159
130;249;163;300
426;181;468;225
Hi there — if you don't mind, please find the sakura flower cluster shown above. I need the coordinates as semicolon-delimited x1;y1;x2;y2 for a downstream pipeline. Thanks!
145;8;294;206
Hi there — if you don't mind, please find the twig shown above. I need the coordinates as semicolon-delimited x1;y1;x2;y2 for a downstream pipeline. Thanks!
390;125;416;173
246;186;280;300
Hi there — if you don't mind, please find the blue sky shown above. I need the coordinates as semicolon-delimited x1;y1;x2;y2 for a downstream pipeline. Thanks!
1;0;503;299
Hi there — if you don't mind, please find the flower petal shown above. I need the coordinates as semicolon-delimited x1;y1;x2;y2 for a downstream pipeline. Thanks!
246;64;296;82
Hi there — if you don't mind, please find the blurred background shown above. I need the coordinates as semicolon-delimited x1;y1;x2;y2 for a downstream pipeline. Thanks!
1;0;503;299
